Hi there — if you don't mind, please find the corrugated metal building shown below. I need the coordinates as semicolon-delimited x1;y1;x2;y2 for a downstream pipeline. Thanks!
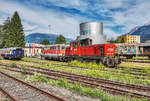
77;22;106;45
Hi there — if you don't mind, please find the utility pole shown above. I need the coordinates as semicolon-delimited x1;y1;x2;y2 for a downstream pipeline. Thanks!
48;24;51;33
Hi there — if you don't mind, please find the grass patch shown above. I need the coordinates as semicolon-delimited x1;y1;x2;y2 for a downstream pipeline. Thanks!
22;57;67;65
20;65;27;74
0;99;8;101
119;62;150;69
10;63;17;68
68;60;105;70
25;72;48;82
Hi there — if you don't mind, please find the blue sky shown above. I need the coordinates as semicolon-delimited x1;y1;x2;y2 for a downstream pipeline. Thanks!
0;0;150;39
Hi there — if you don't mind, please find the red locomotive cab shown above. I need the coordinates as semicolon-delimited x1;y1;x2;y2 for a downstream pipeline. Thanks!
104;44;115;56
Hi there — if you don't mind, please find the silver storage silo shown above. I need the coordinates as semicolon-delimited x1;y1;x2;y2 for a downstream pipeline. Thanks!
78;22;106;44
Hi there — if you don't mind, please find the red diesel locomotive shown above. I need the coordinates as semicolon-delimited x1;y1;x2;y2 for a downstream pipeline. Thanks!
41;40;121;67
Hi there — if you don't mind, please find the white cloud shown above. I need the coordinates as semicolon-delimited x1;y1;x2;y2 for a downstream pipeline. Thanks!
109;0;150;32
33;0;89;12
1;0;150;40
0;0;83;39
104;28;120;39
23;21;38;32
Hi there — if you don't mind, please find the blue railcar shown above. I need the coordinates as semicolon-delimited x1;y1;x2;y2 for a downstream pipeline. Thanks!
0;47;24;59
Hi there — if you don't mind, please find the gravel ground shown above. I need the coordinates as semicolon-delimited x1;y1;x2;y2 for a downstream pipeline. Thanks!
0;68;101;101
0;70;56;101
0;91;8;101
31;82;101;101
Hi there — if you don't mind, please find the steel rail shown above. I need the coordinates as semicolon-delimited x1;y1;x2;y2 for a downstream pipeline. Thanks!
1;65;150;100
0;71;65;101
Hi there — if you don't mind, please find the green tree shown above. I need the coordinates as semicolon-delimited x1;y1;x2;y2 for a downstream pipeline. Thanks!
107;37;116;43
0;17;10;48
55;35;66;44
40;39;51;45
120;37;125;43
5;11;25;48
0;25;3;48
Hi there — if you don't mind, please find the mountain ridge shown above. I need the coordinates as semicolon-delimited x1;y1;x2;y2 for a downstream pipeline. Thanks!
25;33;73;44
127;22;150;42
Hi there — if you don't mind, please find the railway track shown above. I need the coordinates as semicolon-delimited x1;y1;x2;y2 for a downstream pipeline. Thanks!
1;59;148;79
21;58;148;71
19;60;149;78
0;65;150;100
0;70;65;101
123;60;150;64
0;86;16;101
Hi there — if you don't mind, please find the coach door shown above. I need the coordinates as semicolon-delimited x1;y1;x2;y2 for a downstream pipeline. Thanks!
100;47;104;56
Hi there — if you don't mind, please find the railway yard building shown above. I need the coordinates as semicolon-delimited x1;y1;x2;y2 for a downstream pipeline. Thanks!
117;35;140;44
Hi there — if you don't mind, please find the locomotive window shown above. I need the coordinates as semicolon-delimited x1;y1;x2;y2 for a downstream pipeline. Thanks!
72;42;78;47
80;39;92;46
57;46;60;50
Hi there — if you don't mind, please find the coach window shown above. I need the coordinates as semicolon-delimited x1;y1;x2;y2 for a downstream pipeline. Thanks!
50;46;54;50
62;46;65;49
57;46;59;50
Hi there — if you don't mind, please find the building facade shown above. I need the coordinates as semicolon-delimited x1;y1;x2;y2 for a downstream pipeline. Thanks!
117;35;140;44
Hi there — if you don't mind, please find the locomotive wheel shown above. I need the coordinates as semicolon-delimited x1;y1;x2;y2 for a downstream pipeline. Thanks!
77;58;83;62
106;57;115;67
126;56;133;59
103;57;107;65
95;60;100;64
41;56;45;60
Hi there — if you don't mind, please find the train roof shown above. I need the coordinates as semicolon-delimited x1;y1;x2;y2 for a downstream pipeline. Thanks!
139;43;150;46
0;47;23;50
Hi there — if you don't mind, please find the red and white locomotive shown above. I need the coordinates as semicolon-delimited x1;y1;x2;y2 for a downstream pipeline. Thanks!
41;40;121;67
41;44;67;61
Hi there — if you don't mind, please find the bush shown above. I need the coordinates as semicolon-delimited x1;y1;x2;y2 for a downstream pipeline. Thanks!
11;63;17;68
21;65;27;74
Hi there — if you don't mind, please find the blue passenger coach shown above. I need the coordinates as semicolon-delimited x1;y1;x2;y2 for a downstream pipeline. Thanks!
0;47;24;59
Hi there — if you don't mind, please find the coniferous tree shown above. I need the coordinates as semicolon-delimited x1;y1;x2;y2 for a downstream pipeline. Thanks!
0;17;10;48
0;25;3;48
5;11;25;48
55;35;66;44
